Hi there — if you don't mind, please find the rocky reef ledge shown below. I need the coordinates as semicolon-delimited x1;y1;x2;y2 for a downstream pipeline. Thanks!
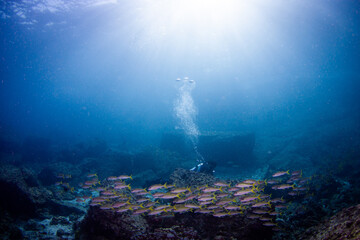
0;164;85;239
76;168;272;240
298;204;360;240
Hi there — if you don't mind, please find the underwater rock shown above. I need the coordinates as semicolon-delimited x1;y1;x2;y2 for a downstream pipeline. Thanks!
0;213;24;240
21;217;76;239
79;153;133;181
0;164;83;219
77;168;273;240
134;169;158;187
298;204;360;240
0;164;40;218
130;148;193;184
144;212;272;240
56;228;68;237
77;206;148;239
198;132;256;168
135;225;199;240
0;163;86;239
169;168;216;187
50;216;71;225
160;132;191;156
38;167;58;186
24;219;46;231
77;146;193;189
161;131;256;168
256;116;360;175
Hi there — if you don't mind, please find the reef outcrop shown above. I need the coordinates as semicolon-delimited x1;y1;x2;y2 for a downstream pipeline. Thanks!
77;202;273;240
0;164;82;218
169;168;216;187
76;168;273;240
77;206;148;239
298;204;360;240
0;163;85;239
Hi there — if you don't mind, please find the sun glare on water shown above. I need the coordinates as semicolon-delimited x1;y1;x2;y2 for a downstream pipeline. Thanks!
136;0;263;40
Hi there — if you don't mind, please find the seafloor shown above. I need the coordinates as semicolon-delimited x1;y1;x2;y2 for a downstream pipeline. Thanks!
0;118;359;240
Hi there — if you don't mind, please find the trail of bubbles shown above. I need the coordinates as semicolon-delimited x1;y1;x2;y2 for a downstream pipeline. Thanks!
174;78;204;163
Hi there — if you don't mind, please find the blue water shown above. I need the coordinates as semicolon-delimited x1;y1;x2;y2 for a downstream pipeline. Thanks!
0;0;359;156
1;1;360;239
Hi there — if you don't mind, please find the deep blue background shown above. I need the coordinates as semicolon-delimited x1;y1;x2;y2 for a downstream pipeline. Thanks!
0;0;359;149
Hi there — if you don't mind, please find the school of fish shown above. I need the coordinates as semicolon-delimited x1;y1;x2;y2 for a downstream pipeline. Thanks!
70;170;311;230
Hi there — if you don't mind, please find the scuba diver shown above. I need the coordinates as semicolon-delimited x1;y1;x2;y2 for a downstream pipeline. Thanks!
189;145;216;175
190;161;217;175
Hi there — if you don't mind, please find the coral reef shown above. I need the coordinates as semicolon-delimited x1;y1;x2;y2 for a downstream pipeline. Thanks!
298;204;360;240
0;164;82;217
134;226;199;240
0;163;85;239
77;206;148;239
0;132;359;239
169;168;216;187
77;197;273;240
76;168;274;239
